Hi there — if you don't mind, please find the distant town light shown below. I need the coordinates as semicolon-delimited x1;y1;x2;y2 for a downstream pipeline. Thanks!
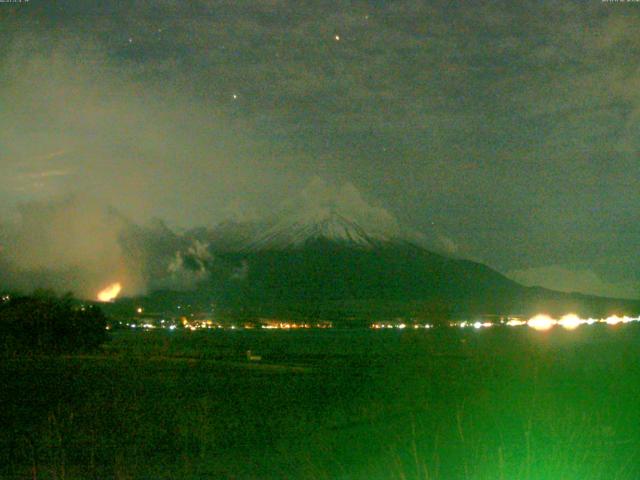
528;314;556;331
506;319;526;327
605;315;623;326
558;314;583;331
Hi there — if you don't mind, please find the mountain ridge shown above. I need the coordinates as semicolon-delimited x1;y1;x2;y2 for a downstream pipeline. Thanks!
180;183;639;320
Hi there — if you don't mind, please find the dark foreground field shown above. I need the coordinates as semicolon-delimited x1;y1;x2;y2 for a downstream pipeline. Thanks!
2;326;640;479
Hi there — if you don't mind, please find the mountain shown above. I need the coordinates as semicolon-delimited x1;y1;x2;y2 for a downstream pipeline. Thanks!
198;182;639;322
215;239;518;320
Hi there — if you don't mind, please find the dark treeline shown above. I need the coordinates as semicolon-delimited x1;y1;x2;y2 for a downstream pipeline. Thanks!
0;291;108;355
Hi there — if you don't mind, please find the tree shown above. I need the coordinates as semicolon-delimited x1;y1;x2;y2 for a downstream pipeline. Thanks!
0;292;109;355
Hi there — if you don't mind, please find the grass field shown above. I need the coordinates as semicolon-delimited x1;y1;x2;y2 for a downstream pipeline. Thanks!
2;325;640;479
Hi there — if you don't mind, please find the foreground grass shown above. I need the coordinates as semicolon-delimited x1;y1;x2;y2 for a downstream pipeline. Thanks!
2;326;640;479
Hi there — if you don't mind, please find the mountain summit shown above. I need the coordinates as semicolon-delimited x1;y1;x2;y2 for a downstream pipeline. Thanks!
249;208;401;250
246;178;415;250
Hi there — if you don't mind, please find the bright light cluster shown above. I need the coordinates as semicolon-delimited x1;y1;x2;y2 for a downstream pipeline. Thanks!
527;314;557;331
457;321;494;329
604;315;636;326
522;313;640;331
370;313;640;332
506;319;526;327
557;314;582;330
371;323;433;330
261;322;331;329
120;314;640;332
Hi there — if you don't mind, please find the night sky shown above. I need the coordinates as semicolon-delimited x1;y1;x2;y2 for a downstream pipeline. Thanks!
1;0;639;298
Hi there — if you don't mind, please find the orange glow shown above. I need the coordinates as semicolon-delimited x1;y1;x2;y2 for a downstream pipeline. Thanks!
528;314;556;331
97;282;122;302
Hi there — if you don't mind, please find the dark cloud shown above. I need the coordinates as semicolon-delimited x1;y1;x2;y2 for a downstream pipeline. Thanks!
1;0;639;298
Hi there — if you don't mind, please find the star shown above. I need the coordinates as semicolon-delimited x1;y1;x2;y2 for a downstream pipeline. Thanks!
232;94;238;100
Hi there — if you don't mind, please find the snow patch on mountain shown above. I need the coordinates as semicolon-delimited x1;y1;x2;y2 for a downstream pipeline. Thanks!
246;178;411;250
